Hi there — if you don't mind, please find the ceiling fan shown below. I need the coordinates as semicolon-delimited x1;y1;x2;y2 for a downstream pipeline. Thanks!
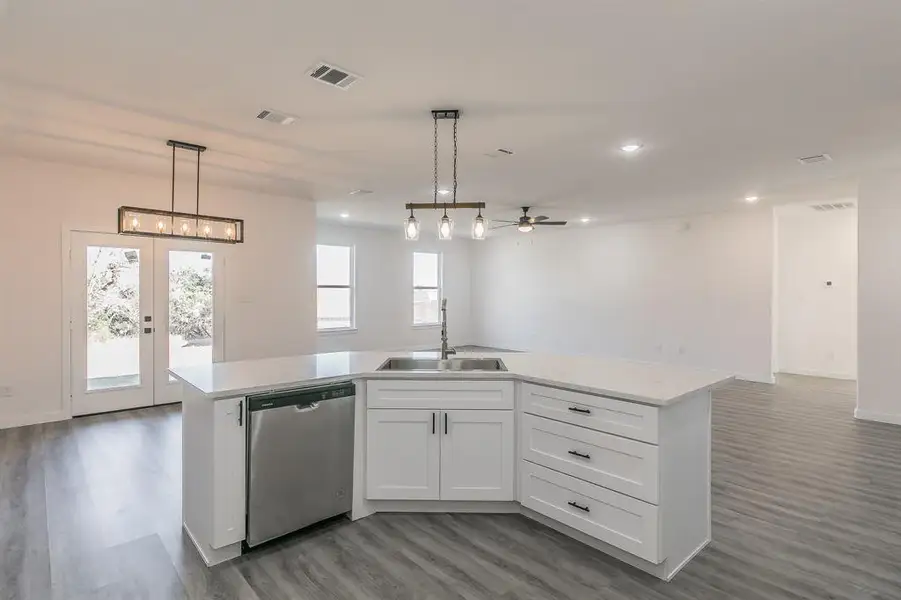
490;207;568;233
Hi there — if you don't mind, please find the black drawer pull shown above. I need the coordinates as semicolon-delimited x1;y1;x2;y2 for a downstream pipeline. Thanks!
568;406;592;415
568;450;591;460
568;501;590;513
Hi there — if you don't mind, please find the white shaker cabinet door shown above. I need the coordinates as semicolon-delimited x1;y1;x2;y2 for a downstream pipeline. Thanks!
440;410;515;501
366;409;441;500
211;397;247;549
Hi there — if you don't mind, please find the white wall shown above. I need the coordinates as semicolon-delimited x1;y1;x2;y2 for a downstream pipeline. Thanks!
774;206;857;379
471;211;774;382
0;155;316;429
316;222;472;353
857;171;901;425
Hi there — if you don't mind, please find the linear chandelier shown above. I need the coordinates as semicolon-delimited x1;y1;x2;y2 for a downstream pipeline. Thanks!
118;140;245;244
404;109;486;241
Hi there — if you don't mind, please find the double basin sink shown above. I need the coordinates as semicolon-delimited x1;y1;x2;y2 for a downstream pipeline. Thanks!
377;357;507;372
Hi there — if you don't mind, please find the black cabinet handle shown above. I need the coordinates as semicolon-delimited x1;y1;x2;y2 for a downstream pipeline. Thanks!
568;406;591;415
444;412;448;435
568;501;590;513
432;412;436;434
237;400;243;427
568;450;591;460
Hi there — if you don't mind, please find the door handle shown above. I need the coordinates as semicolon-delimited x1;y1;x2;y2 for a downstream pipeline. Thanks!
237;400;243;427
294;402;320;413
444;412;448;435
568;501;590;513
568;406;591;415
432;412;436;435
568;450;591;460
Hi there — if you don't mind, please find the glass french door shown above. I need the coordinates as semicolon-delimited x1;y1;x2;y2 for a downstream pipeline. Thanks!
70;232;224;416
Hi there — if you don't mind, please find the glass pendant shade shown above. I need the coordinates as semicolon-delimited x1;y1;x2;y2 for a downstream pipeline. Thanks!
404;215;421;240
472;215;486;240
517;222;534;233
438;215;454;240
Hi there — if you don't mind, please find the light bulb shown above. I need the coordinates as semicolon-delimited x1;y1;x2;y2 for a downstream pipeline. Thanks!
203;224;211;237
181;222;190;234
225;225;234;239
438;215;454;240
130;216;140;230
157;220;166;233
404;215;420;241
472;215;486;240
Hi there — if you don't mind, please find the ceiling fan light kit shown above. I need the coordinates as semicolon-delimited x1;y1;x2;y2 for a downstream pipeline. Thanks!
404;109;487;241
118;140;244;244
490;206;568;233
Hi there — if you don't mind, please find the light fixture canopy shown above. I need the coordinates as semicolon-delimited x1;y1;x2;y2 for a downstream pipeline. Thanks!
118;140;244;243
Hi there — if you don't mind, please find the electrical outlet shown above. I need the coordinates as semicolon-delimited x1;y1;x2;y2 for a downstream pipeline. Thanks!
0;386;13;398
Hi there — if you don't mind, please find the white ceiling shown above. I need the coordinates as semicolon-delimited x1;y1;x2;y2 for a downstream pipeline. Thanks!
2;0;900;229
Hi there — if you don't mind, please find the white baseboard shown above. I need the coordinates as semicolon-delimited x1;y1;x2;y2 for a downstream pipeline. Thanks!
854;408;901;426
0;409;69;430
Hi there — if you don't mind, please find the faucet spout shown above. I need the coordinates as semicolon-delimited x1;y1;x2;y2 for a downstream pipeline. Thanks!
440;299;456;359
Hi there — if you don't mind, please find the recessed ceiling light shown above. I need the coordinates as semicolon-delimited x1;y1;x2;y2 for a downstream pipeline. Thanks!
745;195;759;203
339;212;350;218
438;189;451;196
580;217;591;223
349;189;373;196
620;143;643;154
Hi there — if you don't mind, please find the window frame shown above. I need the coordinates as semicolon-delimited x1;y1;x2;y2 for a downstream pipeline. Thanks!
412;251;443;327
316;244;356;332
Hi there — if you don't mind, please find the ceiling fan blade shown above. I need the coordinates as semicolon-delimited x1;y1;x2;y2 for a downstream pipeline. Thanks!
532;215;550;222
534;221;568;226
489;223;517;230
490;220;519;224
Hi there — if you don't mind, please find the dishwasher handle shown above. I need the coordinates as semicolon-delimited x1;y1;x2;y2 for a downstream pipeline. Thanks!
295;402;320;413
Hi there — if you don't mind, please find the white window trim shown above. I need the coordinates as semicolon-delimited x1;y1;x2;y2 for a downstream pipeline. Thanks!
412;251;442;327
316;244;356;332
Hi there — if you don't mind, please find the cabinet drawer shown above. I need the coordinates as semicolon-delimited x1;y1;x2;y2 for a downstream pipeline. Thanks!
521;414;659;504
367;379;514;410
521;383;658;443
521;461;661;564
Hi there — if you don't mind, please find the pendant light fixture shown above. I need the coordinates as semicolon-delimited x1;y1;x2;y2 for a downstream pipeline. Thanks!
404;109;487;240
118;140;244;244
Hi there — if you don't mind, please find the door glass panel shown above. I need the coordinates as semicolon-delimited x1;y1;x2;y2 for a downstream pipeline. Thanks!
86;246;141;391
168;251;213;379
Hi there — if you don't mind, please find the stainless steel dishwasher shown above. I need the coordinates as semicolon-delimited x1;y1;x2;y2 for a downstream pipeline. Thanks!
245;381;355;548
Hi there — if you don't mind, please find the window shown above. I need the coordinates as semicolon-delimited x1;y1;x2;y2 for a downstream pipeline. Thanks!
317;245;354;330
413;252;442;325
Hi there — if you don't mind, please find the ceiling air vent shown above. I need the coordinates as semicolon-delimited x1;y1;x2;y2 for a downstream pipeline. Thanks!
810;201;855;212
797;153;832;165
307;62;361;90
256;109;297;125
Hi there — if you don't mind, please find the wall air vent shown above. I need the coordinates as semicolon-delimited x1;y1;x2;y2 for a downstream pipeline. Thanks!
810;201;855;212
256;109;297;125
797;154;832;165
307;62;362;90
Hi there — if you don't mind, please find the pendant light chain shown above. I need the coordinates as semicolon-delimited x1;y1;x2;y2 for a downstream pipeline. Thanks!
433;113;439;208
452;115;458;207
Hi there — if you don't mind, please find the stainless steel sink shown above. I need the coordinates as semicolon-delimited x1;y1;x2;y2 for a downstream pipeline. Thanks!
376;357;507;372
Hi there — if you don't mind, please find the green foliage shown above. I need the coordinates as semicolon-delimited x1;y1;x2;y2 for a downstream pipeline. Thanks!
86;251;212;342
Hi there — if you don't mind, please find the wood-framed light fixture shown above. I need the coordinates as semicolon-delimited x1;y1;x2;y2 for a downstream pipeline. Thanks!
404;110;487;241
118;140;245;244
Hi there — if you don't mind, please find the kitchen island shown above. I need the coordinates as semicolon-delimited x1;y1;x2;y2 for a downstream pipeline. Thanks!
171;350;732;581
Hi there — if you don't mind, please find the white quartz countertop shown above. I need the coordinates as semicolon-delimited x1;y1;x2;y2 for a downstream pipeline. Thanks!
169;351;733;406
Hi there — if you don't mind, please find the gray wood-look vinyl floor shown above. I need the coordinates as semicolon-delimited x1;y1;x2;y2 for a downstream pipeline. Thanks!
2;378;900;600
